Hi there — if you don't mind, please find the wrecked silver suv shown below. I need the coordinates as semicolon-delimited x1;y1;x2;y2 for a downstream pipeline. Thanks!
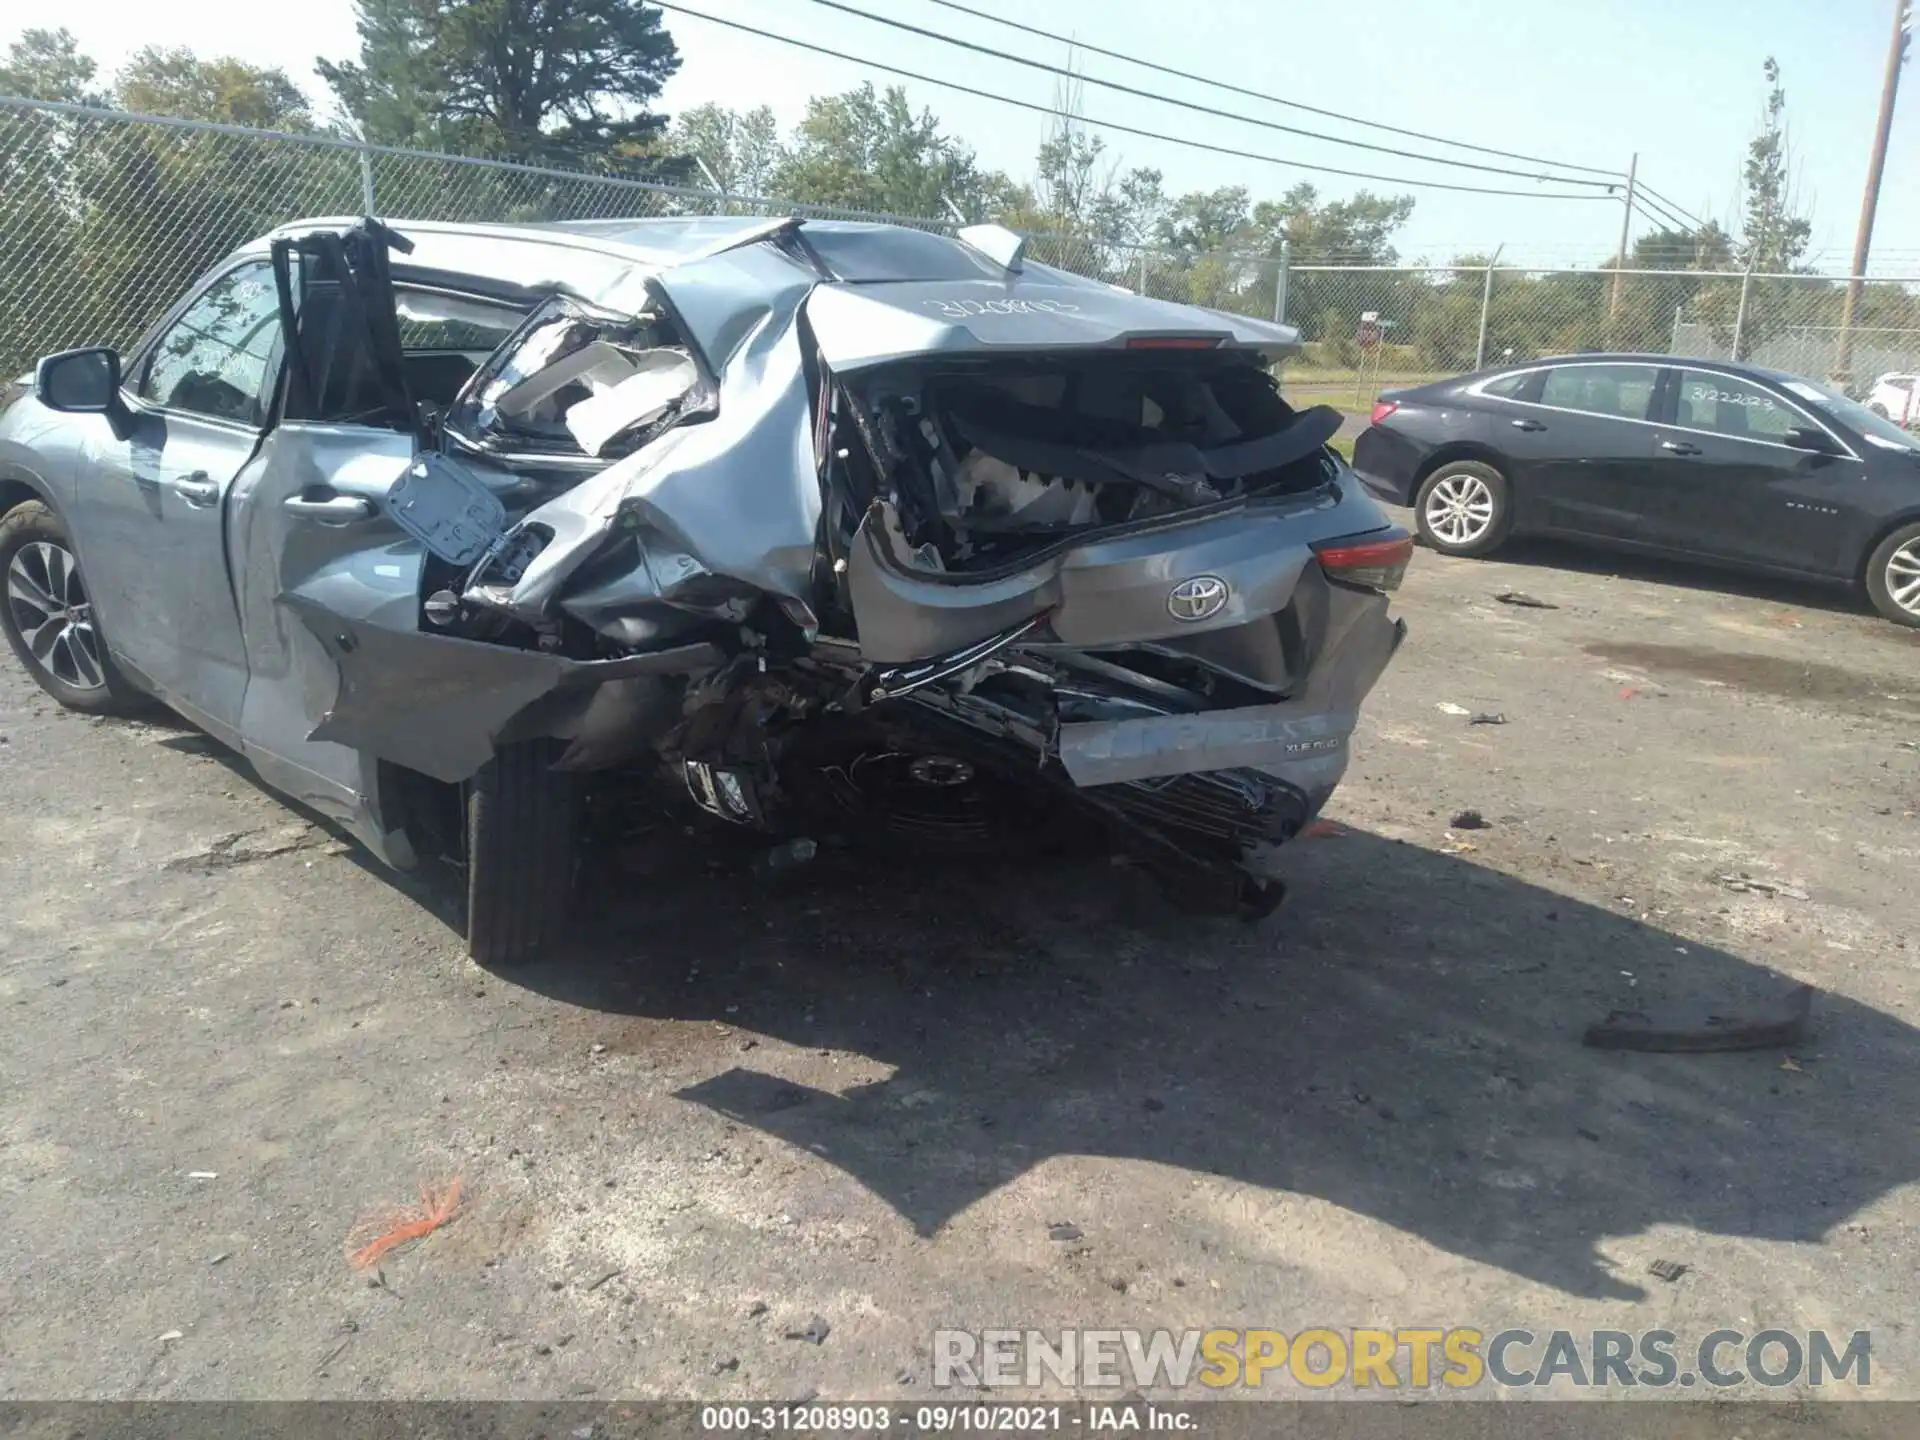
0;216;1406;962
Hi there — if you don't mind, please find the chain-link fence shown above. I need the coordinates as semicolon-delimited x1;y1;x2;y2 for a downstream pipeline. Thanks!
1280;264;1920;414
5;95;1918;426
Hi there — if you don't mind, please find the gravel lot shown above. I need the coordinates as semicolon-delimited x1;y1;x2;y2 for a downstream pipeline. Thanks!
3;529;1918;1404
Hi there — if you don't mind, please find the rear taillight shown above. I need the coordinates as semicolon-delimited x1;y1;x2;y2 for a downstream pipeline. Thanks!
1314;530;1414;592
1370;400;1400;426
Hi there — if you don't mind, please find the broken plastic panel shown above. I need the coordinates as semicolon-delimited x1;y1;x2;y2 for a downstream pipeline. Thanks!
382;452;508;566
565;350;701;457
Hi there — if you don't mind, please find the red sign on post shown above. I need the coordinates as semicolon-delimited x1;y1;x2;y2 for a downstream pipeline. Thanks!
1356;310;1384;350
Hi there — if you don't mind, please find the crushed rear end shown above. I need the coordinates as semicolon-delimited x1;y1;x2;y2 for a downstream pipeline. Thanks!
279;219;1407;913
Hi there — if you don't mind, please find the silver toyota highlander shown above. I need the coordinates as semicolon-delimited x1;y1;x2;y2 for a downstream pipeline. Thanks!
0;215;1407;962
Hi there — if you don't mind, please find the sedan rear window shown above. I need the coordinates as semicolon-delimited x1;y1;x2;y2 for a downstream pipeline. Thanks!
1539;364;1659;421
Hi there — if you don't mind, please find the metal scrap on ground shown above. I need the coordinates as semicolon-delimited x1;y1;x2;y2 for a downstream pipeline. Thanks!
1495;591;1559;609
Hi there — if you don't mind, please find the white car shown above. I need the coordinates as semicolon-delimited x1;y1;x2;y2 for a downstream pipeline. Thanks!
1868;373;1918;428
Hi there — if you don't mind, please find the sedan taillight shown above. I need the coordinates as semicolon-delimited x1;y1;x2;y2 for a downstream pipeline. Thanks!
1314;531;1414;592
1370;400;1400;426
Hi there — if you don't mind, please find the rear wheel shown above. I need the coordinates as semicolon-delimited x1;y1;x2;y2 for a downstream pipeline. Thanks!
0;500;146;714
465;739;580;966
1865;521;1920;629
1413;461;1512;557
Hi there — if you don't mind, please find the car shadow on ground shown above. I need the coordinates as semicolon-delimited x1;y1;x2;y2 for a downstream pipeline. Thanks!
499;822;1920;1304
1475;536;1876;619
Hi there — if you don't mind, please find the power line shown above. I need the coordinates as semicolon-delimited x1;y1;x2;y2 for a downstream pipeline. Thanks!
652;3;1619;200
1634;180;1710;232
802;0;1619;189
1633;190;1701;235
912;0;1627;181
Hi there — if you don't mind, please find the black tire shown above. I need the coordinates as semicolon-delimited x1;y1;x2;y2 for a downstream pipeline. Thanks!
0;499;147;714
1865;521;1920;629
465;738;580;966
1412;460;1514;558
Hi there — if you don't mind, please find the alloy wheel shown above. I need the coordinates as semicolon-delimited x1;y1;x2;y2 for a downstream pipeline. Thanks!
6;540;106;691
1885;538;1920;619
1424;472;1496;547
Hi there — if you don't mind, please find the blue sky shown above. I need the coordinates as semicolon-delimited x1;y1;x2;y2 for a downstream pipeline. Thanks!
10;0;1914;272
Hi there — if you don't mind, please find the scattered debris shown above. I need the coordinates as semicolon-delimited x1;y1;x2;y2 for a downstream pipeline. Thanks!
1618;687;1641;700
1449;810;1491;830
1468;712;1507;725
345;1177;464;1270
753;837;819;878
187;1172;218;1181
1495;591;1558;609
584;1267;624;1292
785;1314;832;1345
1300;819;1346;839
747;1301;770;1319
157;1330;184;1344
1142;1096;1166;1113
1780;1056;1806;1074
1647;1259;1689;1283
711;1356;740;1375
1582;983;1813;1053
589;1042;607;1055
896;1368;917;1386
1435;702;1472;716
209;1252;232;1266
1047;1221;1084;1242
1716;874;1810;901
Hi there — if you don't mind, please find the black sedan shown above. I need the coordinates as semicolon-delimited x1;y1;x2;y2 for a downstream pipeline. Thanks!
1351;354;1920;627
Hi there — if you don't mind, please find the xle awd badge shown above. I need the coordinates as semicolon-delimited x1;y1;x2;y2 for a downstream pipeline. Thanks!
1167;574;1230;622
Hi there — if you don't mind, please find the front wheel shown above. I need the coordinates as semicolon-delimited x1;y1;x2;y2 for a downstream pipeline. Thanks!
0;499;146;714
465;739;580;966
1413;461;1513;557
1865;522;1920;629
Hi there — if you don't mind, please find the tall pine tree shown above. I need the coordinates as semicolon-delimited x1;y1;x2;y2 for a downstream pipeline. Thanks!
316;0;681;171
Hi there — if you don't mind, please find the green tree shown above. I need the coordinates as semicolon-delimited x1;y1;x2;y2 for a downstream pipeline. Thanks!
1738;58;1812;273
773;83;1013;218
0;27;106;105
672;102;783;200
316;0;682;169
116;47;313;129
1252;183;1415;265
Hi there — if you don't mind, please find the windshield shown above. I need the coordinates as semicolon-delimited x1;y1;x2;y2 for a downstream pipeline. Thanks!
1779;375;1920;452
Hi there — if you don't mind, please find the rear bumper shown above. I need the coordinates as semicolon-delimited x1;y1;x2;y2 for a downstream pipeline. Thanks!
1351;426;1423;507
1057;592;1406;800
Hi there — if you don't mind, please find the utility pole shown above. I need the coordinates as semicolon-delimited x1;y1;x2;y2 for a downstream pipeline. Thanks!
1833;0;1911;387
1608;152;1638;324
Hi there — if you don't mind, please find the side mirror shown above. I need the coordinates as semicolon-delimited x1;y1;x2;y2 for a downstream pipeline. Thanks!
1782;425;1835;454
35;347;122;414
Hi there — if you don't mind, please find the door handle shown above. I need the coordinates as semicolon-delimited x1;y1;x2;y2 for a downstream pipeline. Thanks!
1660;440;1703;456
1510;418;1547;432
170;471;220;506
284;493;376;523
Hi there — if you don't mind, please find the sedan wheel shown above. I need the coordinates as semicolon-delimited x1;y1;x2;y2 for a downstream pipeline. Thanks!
0;499;145;714
8;541;106;691
1413;461;1512;557
1867;523;1920;628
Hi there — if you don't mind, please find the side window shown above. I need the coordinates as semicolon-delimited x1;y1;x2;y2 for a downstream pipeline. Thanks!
139;261;282;425
1675;370;1803;442
1538;364;1659;421
1480;372;1529;399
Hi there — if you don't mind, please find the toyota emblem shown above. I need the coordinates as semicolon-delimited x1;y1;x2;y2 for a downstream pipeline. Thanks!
1167;574;1229;622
